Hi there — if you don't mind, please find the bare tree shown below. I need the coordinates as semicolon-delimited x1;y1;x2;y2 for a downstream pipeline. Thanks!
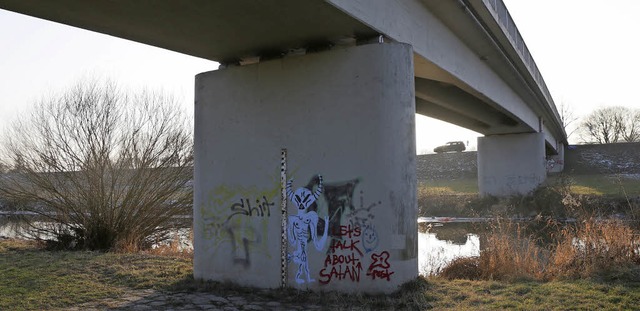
0;80;193;251
621;111;640;142
558;101;579;140
579;106;639;144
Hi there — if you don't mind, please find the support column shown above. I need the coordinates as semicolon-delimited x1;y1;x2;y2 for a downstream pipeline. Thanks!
546;143;565;174
193;43;417;293
477;133;546;196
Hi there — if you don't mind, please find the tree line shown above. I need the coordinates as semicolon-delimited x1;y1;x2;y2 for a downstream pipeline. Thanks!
561;104;640;144
579;106;640;144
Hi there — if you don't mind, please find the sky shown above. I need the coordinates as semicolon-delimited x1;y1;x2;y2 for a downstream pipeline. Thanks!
1;1;639;154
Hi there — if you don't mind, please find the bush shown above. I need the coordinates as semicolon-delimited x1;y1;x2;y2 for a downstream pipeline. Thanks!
439;257;481;280
0;80;193;251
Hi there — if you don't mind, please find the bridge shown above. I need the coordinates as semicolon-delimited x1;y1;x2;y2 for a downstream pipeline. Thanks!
0;0;566;293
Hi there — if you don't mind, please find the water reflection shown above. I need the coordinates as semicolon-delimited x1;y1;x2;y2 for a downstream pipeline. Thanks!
419;229;480;276
0;216;30;239
1;216;193;251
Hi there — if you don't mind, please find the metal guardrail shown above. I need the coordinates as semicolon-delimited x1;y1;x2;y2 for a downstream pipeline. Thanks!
481;0;561;122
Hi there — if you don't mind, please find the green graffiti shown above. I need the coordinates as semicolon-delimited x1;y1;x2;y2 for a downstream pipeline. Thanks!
200;178;280;264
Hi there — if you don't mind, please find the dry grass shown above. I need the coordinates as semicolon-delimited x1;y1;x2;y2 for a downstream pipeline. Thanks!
439;257;481;280
549;219;640;280
440;217;640;282
144;231;193;258
478;220;548;281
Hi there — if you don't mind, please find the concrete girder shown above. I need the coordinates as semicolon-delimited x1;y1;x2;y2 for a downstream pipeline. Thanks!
420;0;566;146
416;98;490;133
327;0;560;148
466;0;565;143
415;78;533;135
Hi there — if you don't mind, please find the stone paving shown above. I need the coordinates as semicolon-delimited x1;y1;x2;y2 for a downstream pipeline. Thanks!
66;289;326;311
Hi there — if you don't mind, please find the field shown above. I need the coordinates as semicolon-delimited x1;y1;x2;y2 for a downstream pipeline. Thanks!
420;174;640;196
1;239;639;310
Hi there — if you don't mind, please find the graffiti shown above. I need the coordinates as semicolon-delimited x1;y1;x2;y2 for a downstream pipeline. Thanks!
314;178;395;284
287;176;323;210
366;251;394;281
225;196;275;267
287;175;329;284
362;226;379;254
323;179;359;250
328;225;363;256
319;225;363;284
201;183;279;268
348;191;381;253
322;180;383;254
229;196;274;218
546;158;564;171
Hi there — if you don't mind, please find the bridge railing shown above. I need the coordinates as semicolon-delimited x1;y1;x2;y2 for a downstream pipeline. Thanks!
481;0;561;122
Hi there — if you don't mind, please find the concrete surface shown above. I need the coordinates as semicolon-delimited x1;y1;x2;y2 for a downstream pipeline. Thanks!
477;133;546;196
194;43;417;293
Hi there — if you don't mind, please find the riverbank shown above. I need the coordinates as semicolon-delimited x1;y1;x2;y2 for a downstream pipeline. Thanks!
1;239;638;310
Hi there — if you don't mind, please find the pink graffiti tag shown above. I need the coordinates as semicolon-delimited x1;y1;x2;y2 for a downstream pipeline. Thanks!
366;251;394;281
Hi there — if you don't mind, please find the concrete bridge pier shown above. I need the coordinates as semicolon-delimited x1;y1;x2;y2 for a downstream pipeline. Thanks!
193;42;418;293
547;143;565;174
477;133;547;196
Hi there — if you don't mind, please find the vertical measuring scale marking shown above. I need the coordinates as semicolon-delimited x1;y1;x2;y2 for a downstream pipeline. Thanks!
280;149;288;288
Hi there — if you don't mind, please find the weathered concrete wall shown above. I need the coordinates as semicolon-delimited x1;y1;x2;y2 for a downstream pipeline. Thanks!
419;142;640;181
477;133;546;196
193;43;417;293
416;152;477;181
565;142;640;174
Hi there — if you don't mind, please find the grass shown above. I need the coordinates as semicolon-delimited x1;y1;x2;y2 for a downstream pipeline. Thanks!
420;179;478;195
419;173;640;218
421;174;640;196
549;174;640;196
1;239;639;310
0;239;192;310
426;278;640;310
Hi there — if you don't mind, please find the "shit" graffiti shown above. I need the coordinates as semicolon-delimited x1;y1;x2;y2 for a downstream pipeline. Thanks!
229;196;274;219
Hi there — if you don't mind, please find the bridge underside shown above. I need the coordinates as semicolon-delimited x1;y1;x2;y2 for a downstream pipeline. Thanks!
0;0;561;154
0;0;378;64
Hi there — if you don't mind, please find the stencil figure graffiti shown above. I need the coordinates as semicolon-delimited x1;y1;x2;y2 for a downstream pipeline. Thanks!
287;175;329;284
